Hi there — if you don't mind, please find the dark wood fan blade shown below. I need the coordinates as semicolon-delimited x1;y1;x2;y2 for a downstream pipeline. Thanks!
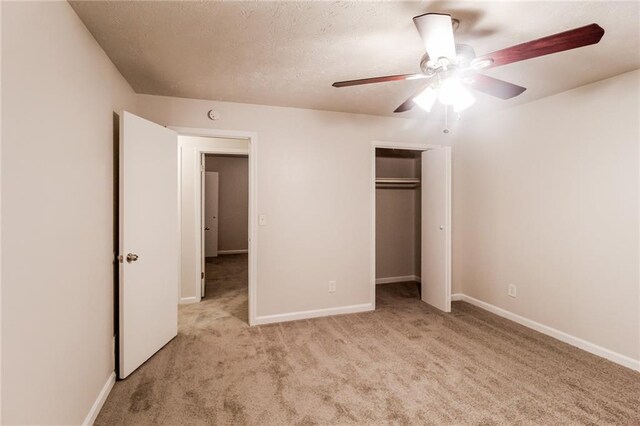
332;73;425;88
465;74;526;99
393;85;429;113
394;97;416;113
477;23;604;69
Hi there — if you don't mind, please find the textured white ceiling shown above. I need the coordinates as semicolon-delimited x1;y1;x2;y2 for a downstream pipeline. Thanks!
69;1;640;118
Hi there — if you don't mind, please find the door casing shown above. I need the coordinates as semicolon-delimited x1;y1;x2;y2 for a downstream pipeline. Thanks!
171;127;257;325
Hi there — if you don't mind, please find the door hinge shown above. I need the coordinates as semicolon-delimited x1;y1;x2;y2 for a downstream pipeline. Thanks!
201;271;205;279
201;164;205;172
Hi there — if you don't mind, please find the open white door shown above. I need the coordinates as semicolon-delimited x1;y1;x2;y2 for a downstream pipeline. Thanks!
119;111;178;378
204;172;219;257
421;147;452;312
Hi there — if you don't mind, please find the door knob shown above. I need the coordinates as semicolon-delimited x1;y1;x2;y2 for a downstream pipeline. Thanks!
439;225;444;230
205;227;211;231
126;253;139;262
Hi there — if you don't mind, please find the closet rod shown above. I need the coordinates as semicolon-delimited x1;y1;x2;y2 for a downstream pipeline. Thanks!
375;178;420;184
376;184;420;189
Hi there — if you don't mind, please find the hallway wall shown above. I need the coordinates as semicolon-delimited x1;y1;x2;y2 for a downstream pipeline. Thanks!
205;155;249;252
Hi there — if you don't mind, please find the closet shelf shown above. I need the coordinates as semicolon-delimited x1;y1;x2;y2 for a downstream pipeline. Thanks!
375;178;421;188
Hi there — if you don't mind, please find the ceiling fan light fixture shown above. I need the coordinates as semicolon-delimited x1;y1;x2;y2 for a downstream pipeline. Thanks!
413;86;438;112
438;78;473;107
453;92;476;112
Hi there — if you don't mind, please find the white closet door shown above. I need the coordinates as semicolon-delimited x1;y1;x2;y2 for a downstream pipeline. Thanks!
119;111;179;378
421;147;452;312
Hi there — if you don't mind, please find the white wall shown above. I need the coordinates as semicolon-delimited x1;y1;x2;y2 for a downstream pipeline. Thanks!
1;2;136;424
450;70;640;362
140;95;438;316
178;136;249;300
205;155;249;252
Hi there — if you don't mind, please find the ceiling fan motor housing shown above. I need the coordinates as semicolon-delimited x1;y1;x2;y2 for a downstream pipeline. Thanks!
420;43;476;76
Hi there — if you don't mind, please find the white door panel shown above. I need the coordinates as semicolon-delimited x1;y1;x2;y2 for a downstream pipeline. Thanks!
119;111;178;378
204;172;219;258
421;147;452;312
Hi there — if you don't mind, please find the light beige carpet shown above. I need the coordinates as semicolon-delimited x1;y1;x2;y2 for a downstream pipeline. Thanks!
96;254;640;425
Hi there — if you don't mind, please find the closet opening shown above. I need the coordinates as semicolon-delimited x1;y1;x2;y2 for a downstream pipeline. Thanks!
375;148;423;301
371;142;452;312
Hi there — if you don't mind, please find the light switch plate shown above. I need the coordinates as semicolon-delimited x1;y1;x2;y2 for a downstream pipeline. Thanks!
259;214;267;226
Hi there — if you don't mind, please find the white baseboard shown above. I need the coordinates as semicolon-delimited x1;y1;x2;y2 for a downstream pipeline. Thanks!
376;275;421;285
83;371;115;425
218;249;248;255
450;293;464;301
254;303;374;325
179;296;199;305
456;294;640;372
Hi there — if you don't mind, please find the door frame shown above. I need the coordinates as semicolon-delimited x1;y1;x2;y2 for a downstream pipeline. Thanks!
370;140;451;310
171;127;257;325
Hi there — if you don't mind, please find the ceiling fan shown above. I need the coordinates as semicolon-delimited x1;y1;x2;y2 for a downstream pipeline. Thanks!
332;13;605;116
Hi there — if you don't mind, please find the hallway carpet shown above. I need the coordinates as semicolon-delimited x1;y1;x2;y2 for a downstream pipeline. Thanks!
96;255;640;425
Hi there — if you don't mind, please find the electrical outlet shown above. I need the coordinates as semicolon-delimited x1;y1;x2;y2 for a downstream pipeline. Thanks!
508;284;517;298
329;280;336;293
